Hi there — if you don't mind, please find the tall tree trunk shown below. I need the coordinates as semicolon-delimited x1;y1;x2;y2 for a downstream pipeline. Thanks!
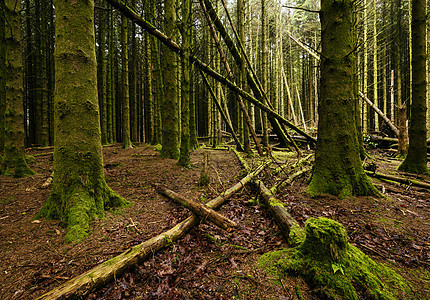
1;0;35;177
0;5;5;152
106;9;114;143
260;0;269;151
362;0;368;134
307;0;378;198
161;0;180;158
398;0;428;174
129;0;138;143
178;0;192;167
121;14;132;148
372;0;378;132
97;5;108;145
37;0;127;242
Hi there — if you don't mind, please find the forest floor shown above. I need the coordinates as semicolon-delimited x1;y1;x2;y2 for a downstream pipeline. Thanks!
0;143;429;299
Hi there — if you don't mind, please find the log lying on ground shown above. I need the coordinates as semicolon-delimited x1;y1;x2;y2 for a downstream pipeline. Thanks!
270;166;312;194
255;180;304;246
365;170;430;190
36;162;268;300
158;187;237;232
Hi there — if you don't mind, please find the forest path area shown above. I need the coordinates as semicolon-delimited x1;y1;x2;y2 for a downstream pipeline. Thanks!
0;145;429;299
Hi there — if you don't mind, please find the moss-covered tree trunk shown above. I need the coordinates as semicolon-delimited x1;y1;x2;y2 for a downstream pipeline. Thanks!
121;15;132;149
178;0;192;167
37;0;127;242
307;0;378;198
0;5;5;153
1;0;35;177
97;5;108;145
161;0;180;159
106;9;114;144
398;0;428;174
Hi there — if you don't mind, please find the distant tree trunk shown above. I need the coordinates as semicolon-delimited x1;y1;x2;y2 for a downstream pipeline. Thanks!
37;0;127;242
106;9;114;143
362;0;368;134
161;0;180;158
97;5;108;145
260;0;269;151
129;0;138;143
121;14;132;149
398;0;428;174
372;0;378;132
307;0;378;198
178;0;192;167
1;0;35;177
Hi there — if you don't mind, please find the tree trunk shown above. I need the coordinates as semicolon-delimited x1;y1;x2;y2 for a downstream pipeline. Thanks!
398;0;428;174
161;0;180;159
1;0;35;177
36;0;127;242
158;187;237;232
397;104;408;156
178;0;192;167
97;5;108;145
121;15;132;149
307;0;378;198
0;7;5;152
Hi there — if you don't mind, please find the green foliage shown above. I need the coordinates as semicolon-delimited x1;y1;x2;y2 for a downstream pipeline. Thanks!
259;217;411;299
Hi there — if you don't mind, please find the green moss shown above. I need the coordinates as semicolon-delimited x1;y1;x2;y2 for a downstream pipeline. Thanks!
259;217;411;300
288;223;306;247
153;144;162;152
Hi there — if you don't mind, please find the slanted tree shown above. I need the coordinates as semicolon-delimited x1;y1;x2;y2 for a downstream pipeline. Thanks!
161;0;180;159
307;0;378;198
1;0;35;177
37;0;127;242
398;0;428;174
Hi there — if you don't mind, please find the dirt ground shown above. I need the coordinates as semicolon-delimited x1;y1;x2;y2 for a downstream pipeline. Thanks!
0;144;429;299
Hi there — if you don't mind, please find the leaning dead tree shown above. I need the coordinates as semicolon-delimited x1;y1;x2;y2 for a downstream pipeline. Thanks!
104;0;316;146
359;91;399;137
36;163;268;299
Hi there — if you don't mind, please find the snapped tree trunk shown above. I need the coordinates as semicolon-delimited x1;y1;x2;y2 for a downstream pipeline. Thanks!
36;0;127;242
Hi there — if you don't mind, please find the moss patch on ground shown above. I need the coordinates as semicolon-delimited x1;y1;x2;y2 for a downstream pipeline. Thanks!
259;217;411;299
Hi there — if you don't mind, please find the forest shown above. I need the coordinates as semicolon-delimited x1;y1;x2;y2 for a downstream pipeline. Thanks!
0;0;429;298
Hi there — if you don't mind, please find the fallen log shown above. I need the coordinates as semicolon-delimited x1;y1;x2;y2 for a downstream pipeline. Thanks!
255;180;304;246
36;162;268;299
158;187;237;232
270;166;312;194
365;170;430;190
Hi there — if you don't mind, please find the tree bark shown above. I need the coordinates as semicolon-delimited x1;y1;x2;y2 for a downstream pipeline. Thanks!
158;187;237;232
307;0;378;197
36;0;127;242
1;0;35;177
161;0;180;159
121;14;132;149
398;0;428;174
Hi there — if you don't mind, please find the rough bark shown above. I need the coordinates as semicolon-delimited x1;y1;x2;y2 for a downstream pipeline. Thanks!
398;0;428;174
35;159;267;299
1;0;35;177
158;187;237;232
0;5;5;152
307;0;378;198
36;0;127;242
397;104;408;156
178;0;192;167
121;14;132;149
161;0;180;159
